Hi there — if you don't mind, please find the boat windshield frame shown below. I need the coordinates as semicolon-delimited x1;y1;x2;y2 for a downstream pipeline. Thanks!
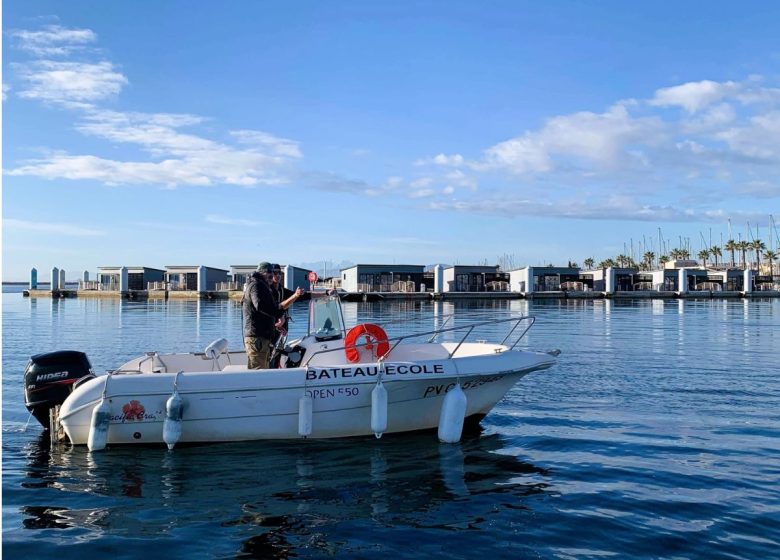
308;295;347;341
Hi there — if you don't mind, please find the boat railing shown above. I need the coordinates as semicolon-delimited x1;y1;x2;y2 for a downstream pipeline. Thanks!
79;281;120;291
302;315;535;366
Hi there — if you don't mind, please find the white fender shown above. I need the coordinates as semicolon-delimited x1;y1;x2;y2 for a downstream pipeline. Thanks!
163;390;183;450
88;398;111;451
437;383;467;443
298;395;313;437
371;381;388;438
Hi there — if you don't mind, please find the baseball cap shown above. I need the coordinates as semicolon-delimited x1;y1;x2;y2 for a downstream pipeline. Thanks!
272;263;282;272
257;262;273;273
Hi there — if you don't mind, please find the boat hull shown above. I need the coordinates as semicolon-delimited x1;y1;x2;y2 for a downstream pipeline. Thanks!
58;353;553;445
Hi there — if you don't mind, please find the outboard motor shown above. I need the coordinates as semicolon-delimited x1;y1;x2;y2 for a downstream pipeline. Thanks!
24;350;94;429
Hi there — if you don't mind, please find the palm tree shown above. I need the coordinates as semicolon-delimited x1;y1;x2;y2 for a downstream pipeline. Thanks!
599;258;616;268
659;254;670;268
750;239;766;270
710;246;722;267
584;258;595;270
725;239;737;268
764;250;777;278
679;248;690;260
737;241;750;269
698;249;710;268
643;251;655;269
615;254;628;267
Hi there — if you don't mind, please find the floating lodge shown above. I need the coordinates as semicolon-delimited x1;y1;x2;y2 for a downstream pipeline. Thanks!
23;260;779;300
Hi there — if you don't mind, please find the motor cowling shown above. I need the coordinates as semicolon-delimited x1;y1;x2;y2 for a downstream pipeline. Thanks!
24;350;94;429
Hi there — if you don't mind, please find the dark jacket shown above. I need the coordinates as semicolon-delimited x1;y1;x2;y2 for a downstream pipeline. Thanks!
242;272;283;339
271;284;295;341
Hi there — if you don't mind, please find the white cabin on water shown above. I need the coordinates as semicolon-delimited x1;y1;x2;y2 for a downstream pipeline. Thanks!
229;264;313;291
94;266;165;291
340;264;425;293
164;266;229;291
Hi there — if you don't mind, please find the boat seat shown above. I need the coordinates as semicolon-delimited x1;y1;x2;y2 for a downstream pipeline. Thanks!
221;364;250;372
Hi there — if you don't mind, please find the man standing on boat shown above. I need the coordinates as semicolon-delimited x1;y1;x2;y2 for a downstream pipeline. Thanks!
269;264;305;367
270;264;304;336
242;262;284;369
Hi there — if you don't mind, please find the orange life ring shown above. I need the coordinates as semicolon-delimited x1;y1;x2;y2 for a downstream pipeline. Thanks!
345;323;390;363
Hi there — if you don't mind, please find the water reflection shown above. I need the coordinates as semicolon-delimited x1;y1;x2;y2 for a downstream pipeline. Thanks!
20;432;549;553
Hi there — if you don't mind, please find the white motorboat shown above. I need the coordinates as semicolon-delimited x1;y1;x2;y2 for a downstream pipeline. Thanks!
24;296;557;450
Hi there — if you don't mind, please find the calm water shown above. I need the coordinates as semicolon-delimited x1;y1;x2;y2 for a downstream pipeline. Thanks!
3;289;779;559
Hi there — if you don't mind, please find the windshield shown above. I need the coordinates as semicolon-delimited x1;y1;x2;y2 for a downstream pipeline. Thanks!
308;296;345;341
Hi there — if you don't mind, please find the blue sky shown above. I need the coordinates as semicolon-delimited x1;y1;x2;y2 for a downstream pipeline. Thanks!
3;1;780;281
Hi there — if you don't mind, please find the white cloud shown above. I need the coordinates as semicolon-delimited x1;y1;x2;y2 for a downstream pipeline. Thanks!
410;177;433;188
716;110;780;160
405;77;780;225
415;153;465;167
11;25;97;56
8;109;303;187
409;188;436;198
675;140;706;154
4;218;103;236
2;84;9;101
7;26;302;188
681;103;737;133
15;60;127;106
480;103;664;175
6;22;779;229
445;169;478;190
735;181;780;198
6;149;294;188
433;153;465;166
230;130;303;159
76;109;211;154
428;194;764;224
481;134;552;174
384;176;404;188
736;86;780;105
649;80;741;113
205;214;269;227
7;154;213;186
